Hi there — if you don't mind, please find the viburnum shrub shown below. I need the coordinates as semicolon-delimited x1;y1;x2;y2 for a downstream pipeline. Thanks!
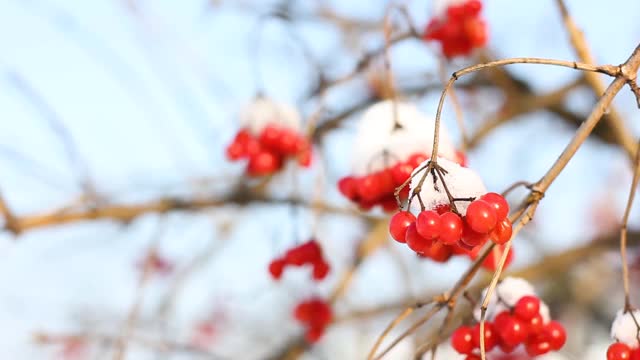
225;97;312;176
423;0;488;58
268;239;330;282
338;100;466;212
389;157;514;268
607;309;640;360
293;297;332;343
450;277;566;358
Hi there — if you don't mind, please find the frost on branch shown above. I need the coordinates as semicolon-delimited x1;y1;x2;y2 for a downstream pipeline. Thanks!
409;157;486;216
611;309;640;348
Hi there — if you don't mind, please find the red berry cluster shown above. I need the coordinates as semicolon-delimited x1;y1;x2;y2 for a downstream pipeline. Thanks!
293;297;332;343
225;125;312;176
452;295;566;358
338;153;428;212
423;0;488;58
268;240;330;282
607;343;640;360
389;193;512;262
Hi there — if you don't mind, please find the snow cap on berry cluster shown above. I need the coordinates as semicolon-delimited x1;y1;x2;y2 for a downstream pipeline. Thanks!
409;157;486;216
432;0;470;17
611;309;640;348
351;100;457;176
473;277;551;323
239;97;301;135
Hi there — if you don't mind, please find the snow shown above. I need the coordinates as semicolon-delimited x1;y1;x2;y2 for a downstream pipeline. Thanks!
473;277;538;322
239;97;301;135
432;0;470;18
350;100;457;175
611;309;640;348
409;157;486;216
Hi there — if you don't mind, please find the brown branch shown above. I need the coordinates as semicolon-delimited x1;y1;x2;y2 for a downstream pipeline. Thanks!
555;0;638;155
5;188;369;234
113;220;168;359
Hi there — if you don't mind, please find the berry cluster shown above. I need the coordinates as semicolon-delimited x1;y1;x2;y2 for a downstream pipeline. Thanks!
338;153;428;212
268;240;330;281
293;297;332;343
423;0;488;58
226;125;312;176
607;309;640;360
389;192;512;261
454;277;566;358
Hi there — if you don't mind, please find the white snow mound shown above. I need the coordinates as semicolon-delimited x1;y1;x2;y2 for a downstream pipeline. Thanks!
239;97;301;135
611;309;640;348
351;100;457;176
409;157;485;216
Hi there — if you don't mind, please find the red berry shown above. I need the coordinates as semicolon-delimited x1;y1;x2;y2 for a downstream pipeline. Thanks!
465;200;498;233
391;162;413;185
525;313;544;336
416;210;441;240
305;326;325;343
268;258;286;279
407;153;428;168
631;349;640;360
464;355;480;360
389;211;416;243
608;343;632;360
338;176;359;201
247;150;281;176
297;147;312;167
463;0;483;16
455;150;468;167
226;141;245;160
245;136;262;157
482;245;513;271
406;223;433;254
285;240;322;266
544;321;566;350
495;313;527;346
525;337;552;356
514;295;540;321
380;196;398;212
439;212;463;244
464;18;488;47
499;341;517;354
490;218;513;245
447;4;466;19
377;169;396;196
312;260;330;280
427;241;453;262
471;322;497;351
451;326;474;354
480;193;509;221
461;220;490;247
277;128;300;155
294;302;312;322
435;204;451;214
357;175;383;202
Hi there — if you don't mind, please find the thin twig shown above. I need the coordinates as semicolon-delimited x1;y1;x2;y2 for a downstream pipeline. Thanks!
620;138;640;310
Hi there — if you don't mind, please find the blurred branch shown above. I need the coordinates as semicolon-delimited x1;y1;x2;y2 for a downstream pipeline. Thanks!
4;71;95;193
555;0;638;157
34;331;225;359
6;187;370;234
113;219;167;360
